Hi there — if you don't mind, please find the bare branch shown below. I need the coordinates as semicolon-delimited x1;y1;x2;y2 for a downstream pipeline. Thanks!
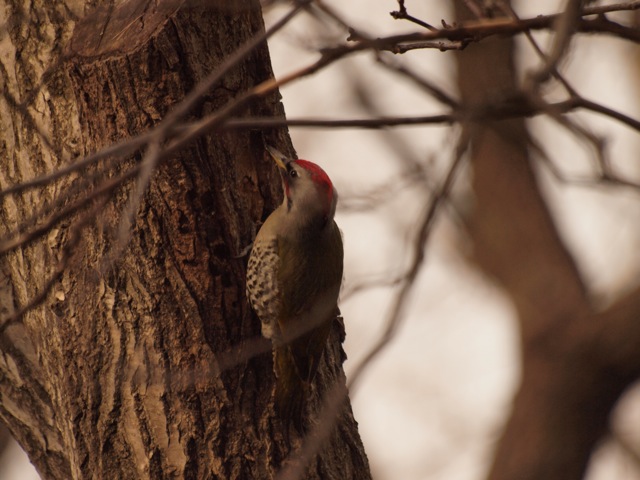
364;5;640;53
208;114;458;130
213;94;640;132
375;54;460;108
109;141;162;264
0;134;149;198
577;97;640;132
497;0;578;97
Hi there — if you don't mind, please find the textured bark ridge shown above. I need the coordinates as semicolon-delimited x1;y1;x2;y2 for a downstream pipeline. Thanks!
0;1;370;479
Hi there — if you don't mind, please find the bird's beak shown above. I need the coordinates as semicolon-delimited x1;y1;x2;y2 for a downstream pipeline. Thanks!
265;145;290;171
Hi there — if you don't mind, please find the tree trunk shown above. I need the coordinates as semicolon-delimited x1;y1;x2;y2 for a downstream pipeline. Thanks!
0;1;370;479
454;2;640;479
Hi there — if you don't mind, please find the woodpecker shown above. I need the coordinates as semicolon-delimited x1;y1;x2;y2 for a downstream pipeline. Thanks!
246;145;343;430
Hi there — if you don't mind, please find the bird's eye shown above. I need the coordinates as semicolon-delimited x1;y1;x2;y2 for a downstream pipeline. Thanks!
289;169;298;178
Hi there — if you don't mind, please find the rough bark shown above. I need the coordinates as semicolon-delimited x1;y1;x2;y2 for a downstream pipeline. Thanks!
0;1;370;479
454;2;640;480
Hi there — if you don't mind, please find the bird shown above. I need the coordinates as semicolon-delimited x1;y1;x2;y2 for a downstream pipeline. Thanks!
246;145;344;430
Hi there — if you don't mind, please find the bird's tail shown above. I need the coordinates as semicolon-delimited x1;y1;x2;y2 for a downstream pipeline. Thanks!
273;346;307;432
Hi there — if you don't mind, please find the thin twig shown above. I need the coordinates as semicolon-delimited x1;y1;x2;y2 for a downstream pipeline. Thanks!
0;133;149;198
390;0;438;32
110;140;162;262
199;94;640;132
192;114;459;131
577;97;640;132
496;0;578;97
162;0;311;129
386;39;466;53
375;54;459;108
361;5;640;52
533;139;640;193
